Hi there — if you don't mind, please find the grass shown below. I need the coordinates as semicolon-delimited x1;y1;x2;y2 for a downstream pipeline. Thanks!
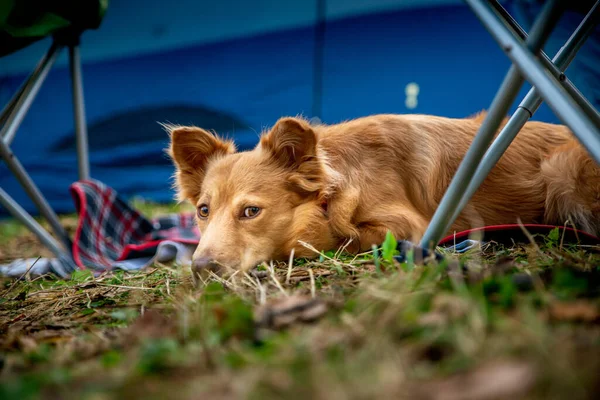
1;202;600;400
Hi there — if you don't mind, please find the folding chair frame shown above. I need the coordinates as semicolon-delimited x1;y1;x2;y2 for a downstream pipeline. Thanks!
419;0;600;249
0;36;90;267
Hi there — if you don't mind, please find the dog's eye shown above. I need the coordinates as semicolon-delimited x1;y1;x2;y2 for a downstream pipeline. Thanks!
197;204;210;219
242;206;261;219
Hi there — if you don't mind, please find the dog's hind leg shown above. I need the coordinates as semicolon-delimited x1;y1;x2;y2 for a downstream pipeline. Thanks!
541;140;600;235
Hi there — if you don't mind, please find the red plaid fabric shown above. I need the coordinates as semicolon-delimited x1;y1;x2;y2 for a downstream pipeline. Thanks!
70;179;199;272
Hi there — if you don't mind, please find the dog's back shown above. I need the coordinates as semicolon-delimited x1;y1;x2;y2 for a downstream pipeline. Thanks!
312;113;588;242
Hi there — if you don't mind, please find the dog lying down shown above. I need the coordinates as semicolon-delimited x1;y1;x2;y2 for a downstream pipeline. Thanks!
166;112;600;273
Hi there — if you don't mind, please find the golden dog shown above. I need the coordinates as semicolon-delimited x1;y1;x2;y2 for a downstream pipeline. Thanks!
167;112;600;272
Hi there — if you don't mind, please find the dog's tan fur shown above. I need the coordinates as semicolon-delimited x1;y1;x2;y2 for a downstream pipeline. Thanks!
167;112;600;271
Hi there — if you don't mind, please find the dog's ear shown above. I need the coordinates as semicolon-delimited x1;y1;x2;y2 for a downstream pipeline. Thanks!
261;117;317;168
260;117;322;193
166;125;235;204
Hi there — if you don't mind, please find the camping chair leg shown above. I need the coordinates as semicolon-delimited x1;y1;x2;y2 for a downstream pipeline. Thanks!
0;41;73;251
445;1;600;230
1;43;64;145
418;0;564;249
0;139;73;250
0;78;26;127
0;187;71;260
69;44;90;181
559;72;600;128
490;0;600;128
464;0;600;159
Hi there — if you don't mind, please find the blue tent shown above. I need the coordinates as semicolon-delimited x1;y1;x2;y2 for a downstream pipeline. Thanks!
1;0;598;215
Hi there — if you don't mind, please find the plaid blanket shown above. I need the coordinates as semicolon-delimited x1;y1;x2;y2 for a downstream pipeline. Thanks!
1;179;200;278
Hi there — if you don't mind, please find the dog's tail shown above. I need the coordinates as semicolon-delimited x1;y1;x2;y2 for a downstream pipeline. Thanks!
541;140;600;235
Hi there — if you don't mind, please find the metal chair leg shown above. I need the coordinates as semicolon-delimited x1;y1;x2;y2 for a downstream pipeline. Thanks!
0;41;74;251
0;37;92;267
490;1;600;128
446;2;600;228
0;139;73;250
69;45;90;181
418;0;564;249
0;78;27;127
465;0;600;159
0;188;71;260
1;43;63;145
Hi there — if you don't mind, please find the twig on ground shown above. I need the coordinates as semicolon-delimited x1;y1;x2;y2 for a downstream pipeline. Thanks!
2;256;41;296
298;240;357;269
242;272;259;290
335;238;354;260
254;274;266;305
286;249;295;285
309;268;316;298
95;283;155;291
350;249;375;265
207;270;235;290
517;219;550;260
267;261;288;296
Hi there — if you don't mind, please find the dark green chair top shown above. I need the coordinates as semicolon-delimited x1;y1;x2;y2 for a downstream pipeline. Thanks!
0;0;108;57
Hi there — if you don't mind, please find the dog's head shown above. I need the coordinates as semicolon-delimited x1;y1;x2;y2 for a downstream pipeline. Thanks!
166;117;337;274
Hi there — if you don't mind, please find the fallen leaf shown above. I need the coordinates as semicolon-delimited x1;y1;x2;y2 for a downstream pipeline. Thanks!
286;268;333;284
254;294;328;331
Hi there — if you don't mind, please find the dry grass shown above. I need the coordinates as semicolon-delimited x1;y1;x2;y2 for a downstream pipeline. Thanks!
1;203;600;400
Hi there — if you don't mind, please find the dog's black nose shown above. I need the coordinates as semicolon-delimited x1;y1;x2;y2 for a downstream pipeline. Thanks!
191;257;221;274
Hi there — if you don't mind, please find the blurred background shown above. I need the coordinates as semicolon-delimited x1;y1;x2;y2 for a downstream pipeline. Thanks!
1;0;598;216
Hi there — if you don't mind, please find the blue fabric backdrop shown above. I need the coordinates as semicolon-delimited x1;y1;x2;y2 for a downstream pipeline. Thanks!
1;0;598;215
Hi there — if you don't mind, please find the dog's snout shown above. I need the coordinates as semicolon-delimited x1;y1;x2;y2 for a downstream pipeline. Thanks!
191;257;221;274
